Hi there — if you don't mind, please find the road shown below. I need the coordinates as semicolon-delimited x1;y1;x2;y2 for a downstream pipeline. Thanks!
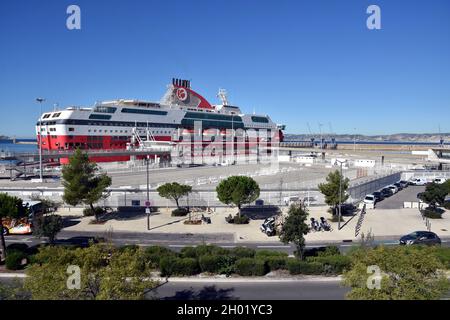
150;280;349;300
7;229;447;255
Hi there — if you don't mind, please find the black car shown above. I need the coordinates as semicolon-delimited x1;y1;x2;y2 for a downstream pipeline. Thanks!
372;191;385;202
381;188;393;198
399;231;441;246
393;182;403;191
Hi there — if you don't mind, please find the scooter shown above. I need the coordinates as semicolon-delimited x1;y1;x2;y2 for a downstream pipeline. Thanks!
319;217;332;231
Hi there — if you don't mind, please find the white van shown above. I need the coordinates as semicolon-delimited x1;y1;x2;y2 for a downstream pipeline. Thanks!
410;178;428;186
283;196;300;205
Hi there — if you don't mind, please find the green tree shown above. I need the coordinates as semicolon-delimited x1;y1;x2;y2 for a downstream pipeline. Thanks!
33;214;63;244
279;204;310;260
419;182;448;210
216;176;260;217
318;170;350;215
24;244;158;300
0;193;27;261
62;149;112;221
157;182;192;209
342;246;449;300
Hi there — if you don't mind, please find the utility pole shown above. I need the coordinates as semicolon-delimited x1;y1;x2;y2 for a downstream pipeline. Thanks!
36;98;45;182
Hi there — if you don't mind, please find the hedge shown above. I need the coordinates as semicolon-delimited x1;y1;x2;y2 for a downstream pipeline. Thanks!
144;246;178;268
160;257;200;276
181;245;228;259
307;255;351;274
5;250;27;270
171;208;189;216
235;258;268;276
255;250;288;258
230;247;256;259
286;259;324;275
264;256;288;270
199;255;223;273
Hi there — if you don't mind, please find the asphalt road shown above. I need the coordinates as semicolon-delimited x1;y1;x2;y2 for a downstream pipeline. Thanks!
6;229;442;255
376;185;425;209
149;280;349;300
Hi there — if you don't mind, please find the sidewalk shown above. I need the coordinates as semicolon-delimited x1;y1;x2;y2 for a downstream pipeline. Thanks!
57;206;450;243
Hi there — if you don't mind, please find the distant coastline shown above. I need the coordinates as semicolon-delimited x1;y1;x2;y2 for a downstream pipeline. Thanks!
284;133;449;144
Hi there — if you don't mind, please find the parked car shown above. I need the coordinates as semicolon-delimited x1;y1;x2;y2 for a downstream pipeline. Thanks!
260;217;276;236
372;191;385;202
399;180;409;188
381;188;393;198
363;194;376;206
409;178;428;186
399;231;441;246
393;182;404;191
434;177;447;184
387;185;399;194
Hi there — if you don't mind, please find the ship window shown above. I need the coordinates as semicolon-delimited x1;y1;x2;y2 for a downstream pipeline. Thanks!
89;114;112;120
52;113;61;118
94;106;117;113
43;114;51;119
68;128;74;132
121;108;167;116
251;116;269;123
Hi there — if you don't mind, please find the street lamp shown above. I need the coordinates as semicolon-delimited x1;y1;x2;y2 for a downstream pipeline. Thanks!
334;159;347;230
146;155;150;230
36;98;45;182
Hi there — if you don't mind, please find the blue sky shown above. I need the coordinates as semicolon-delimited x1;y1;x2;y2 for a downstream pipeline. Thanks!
0;0;449;137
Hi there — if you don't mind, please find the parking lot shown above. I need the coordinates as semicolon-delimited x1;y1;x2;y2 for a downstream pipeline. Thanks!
375;185;426;209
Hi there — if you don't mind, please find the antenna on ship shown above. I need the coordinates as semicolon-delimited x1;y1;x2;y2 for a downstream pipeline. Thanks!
217;88;229;105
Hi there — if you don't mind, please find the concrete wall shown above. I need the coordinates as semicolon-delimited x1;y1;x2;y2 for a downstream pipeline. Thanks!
348;172;402;201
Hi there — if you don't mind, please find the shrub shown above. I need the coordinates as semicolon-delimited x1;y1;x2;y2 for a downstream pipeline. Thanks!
6;243;29;253
5;250;27;270
432;247;450;269
444;201;450;210
317;246;341;257
144;246;177;268
159;256;178;276
230;247;256;259
265;256;288;271
83;207;104;217
225;214;250;224
308;255;351;274
173;258;200;276
287;259;324;275
199;255;223;273
181;245;228;259
423;207;444;219
234;258;267;276
255;250;288;258
171;208;189;216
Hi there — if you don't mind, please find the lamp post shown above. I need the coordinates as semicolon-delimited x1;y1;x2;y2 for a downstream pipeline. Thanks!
36;98;45;182
334;159;347;230
146;155;150;230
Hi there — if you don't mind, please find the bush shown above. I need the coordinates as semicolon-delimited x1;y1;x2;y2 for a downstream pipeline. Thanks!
308;255;351;274
423;207;444;219
5;250;27;270
264;256;288;271
432;247;450;269
174;258;200;276
171;208;189;216
234;258;268;276
6;243;29;253
317;246;341;257
181;245;228;259
287;259;324;275
255;250;288;258
159;256;177;276
144;246;178;268
230;247;256;259
199;255;223;273
225;214;250;224
83;207;104;217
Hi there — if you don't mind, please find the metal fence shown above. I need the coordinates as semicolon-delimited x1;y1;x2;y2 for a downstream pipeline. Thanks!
347;172;402;201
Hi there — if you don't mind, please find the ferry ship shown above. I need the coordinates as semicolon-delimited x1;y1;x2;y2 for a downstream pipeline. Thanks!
36;79;285;163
